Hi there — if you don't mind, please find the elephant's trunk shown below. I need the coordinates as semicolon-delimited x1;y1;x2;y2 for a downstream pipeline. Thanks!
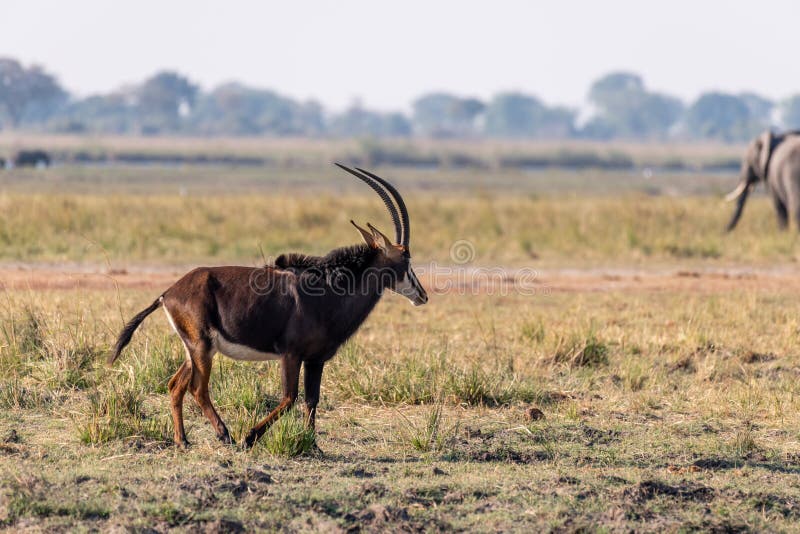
725;184;750;232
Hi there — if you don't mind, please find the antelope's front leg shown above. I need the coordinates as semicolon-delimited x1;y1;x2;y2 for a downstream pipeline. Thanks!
303;359;325;431
244;355;301;448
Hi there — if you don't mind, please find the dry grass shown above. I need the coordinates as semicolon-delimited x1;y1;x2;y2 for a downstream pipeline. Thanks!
2;158;800;530
2;284;800;530
1;192;798;267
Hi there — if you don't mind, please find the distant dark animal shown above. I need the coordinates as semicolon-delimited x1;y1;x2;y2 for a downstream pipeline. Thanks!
108;164;428;448
726;130;800;231
0;158;5;169
13;150;50;168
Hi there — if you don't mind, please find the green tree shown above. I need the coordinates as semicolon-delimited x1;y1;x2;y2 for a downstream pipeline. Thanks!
53;92;137;133
191;83;323;136
0;57;66;128
685;92;757;141
739;92;774;124
585;71;683;139
484;92;574;138
137;71;198;133
329;104;411;137
412;92;485;137
589;72;645;105
780;95;800;129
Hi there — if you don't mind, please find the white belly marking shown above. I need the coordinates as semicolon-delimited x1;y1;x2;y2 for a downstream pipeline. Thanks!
213;332;281;361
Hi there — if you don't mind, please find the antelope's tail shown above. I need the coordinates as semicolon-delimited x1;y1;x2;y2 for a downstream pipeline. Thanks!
108;297;162;365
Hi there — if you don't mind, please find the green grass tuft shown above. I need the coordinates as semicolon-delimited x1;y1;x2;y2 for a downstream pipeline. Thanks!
259;408;317;457
551;332;609;368
77;386;169;444
398;404;459;453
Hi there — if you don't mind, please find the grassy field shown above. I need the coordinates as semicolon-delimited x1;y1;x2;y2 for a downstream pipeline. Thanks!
1;188;798;268
0;133;745;168
3;154;800;531
2;284;800;531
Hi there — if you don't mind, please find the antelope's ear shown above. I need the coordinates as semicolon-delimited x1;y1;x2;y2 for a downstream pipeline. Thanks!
351;220;376;246
274;253;289;268
367;223;394;252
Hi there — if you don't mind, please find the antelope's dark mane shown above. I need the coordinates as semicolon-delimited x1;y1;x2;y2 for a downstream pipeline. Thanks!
273;244;378;276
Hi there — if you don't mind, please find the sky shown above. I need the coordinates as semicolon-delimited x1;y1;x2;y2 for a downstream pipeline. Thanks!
3;0;799;112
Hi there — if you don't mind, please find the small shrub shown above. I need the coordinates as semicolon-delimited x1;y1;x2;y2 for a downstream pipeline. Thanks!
260;408;316;457
0;378;54;409
729;425;759;457
445;366;495;406
398;404;458;453
521;320;546;344
47;345;100;390
551;333;609;368
620;358;649;391
77;386;169;444
17;308;45;358
564;402;581;421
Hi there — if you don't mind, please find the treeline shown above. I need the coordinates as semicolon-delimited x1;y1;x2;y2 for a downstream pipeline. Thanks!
2;57;799;142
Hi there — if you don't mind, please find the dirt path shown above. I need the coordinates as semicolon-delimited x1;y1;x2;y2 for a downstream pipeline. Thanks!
2;263;799;294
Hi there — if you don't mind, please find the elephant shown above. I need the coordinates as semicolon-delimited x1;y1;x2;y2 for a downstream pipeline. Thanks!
13;149;50;168
726;130;800;231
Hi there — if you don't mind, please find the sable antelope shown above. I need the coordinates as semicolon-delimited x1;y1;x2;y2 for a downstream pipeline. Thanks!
109;164;428;448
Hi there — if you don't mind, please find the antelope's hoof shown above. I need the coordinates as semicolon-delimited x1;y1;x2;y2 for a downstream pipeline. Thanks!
175;438;190;449
218;431;234;445
243;429;260;449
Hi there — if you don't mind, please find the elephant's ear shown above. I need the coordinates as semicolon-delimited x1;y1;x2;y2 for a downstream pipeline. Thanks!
757;130;774;181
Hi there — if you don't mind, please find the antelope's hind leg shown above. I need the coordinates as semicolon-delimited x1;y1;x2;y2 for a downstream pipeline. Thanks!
188;344;233;444
167;360;192;448
164;302;231;447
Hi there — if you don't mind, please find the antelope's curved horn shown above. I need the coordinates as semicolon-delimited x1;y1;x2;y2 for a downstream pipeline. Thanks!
724;181;748;202
355;167;410;248
335;163;402;244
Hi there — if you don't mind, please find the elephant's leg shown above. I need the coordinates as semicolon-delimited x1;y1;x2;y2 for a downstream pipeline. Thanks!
780;168;800;231
790;196;800;232
772;195;788;230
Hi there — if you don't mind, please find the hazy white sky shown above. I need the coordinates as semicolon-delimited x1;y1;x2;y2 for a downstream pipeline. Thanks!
3;0;798;112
